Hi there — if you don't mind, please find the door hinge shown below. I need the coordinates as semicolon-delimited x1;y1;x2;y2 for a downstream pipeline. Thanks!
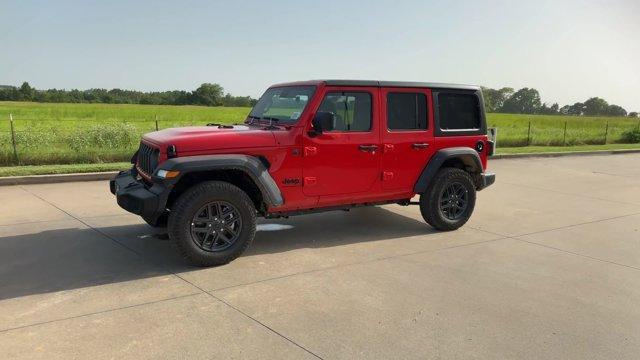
304;146;317;156
304;177;317;186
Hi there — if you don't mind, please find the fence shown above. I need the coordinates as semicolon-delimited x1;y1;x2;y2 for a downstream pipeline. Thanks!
2;114;640;166
487;118;640;148
0;114;212;166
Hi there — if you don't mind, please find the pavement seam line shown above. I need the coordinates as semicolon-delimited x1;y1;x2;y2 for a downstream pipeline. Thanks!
498;180;640;207
17;185;324;358
168;272;324;360
210;236;508;293
0;218;80;228
208;292;325;360
468;213;640;271
514;211;640;238
392;205;640;272
18;186;177;268
513;238;640;272
0;292;202;334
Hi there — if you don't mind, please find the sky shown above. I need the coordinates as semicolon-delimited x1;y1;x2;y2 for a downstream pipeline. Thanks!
1;0;639;111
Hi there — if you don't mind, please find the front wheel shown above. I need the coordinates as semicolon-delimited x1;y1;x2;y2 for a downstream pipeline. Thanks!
420;168;476;231
168;181;256;267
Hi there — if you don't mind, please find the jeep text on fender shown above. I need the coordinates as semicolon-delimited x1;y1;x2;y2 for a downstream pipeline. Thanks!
110;80;495;266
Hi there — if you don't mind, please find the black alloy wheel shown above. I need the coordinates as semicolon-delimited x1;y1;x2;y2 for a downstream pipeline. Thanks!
190;201;242;252
419;167;476;231
438;182;469;220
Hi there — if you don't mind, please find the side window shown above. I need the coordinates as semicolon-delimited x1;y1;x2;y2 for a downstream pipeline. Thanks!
438;93;480;130
387;92;427;130
318;92;372;131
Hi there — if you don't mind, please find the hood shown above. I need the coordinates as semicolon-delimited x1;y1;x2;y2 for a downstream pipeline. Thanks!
141;125;277;153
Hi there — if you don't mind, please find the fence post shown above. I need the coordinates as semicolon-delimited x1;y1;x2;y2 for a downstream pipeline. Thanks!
155;115;159;131
562;121;567;146
9;114;19;164
526;121;531;146
604;121;609;144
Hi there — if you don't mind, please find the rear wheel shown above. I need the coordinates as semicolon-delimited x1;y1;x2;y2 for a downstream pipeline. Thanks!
420;167;476;231
168;181;256;266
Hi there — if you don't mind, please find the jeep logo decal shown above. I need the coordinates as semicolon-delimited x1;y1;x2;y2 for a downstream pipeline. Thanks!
282;178;301;186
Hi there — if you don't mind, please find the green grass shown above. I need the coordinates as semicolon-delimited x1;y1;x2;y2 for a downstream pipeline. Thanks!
487;113;640;147
4;143;639;176
0;102;250;166
0;101;639;167
495;143;640;154
0;162;130;177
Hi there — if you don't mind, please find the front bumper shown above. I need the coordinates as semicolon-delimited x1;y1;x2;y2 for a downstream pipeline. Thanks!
110;169;167;225
478;172;496;190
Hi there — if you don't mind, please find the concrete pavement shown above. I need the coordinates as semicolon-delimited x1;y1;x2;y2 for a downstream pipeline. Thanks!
1;154;639;359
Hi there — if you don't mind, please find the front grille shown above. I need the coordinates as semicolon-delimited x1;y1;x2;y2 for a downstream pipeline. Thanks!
136;142;159;176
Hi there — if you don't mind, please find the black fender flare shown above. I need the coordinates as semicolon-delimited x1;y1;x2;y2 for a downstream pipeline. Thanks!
156;154;283;207
413;147;483;193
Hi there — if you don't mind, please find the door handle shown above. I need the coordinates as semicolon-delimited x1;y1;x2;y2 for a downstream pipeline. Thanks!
359;144;379;152
412;143;430;149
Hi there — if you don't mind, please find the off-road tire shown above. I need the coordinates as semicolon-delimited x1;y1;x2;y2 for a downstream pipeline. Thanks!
168;181;256;267
420;167;476;231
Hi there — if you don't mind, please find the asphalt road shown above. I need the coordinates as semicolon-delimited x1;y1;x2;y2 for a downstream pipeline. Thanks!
1;154;639;359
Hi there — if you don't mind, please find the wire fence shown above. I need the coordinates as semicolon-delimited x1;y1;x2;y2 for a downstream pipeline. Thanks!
2;114;640;166
1;114;217;166
488;119;640;148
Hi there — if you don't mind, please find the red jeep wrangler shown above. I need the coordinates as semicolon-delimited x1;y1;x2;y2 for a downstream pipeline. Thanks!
111;80;495;266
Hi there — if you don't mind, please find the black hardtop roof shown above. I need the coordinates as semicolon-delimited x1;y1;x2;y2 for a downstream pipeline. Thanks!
271;79;480;91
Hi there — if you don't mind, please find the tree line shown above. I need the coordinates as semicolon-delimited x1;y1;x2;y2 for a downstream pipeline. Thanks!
0;82;257;107
482;87;637;117
1;81;637;117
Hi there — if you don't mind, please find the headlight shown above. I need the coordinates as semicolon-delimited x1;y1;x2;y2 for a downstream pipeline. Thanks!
156;169;180;179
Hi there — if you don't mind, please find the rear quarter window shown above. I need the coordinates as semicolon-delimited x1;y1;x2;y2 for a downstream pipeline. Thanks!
438;93;480;130
434;90;486;136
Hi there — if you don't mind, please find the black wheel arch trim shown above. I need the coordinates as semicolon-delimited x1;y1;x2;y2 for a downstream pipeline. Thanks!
156;154;284;207
414;147;485;193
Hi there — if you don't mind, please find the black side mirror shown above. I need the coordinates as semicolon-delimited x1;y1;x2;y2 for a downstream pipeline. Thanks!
310;111;335;136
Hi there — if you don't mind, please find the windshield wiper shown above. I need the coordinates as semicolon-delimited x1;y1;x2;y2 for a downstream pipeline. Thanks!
260;116;282;129
245;115;260;125
246;116;287;129
260;116;280;123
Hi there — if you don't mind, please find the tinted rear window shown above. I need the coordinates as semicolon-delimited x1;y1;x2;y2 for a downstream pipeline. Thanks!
387;93;427;130
438;93;480;130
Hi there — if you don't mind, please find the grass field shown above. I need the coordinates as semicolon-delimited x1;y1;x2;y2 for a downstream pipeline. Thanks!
3;144;640;177
1;101;639;166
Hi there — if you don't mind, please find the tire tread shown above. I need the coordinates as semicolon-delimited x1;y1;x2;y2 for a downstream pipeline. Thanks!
419;167;476;231
168;181;256;267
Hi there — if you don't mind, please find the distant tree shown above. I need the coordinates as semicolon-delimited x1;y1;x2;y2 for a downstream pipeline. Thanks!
566;102;585;116
537;102;559;115
629;112;639;118
19;82;36;101
481;87;514;113
500;88;541;114
192;83;224;106
583;97;609;116
0;85;17;101
606;104;627;117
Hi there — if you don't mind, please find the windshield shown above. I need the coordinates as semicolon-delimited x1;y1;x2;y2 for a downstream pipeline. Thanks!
248;86;316;124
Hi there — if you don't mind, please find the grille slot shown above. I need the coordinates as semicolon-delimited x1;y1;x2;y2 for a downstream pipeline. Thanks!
136;142;159;176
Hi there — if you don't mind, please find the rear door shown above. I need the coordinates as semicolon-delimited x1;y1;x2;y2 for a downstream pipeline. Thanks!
380;87;435;190
302;86;381;197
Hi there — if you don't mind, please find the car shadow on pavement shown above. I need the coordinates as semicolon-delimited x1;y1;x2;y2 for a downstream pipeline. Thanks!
0;206;433;301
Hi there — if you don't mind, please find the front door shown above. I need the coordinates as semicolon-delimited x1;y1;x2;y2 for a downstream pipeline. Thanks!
380;87;435;190
302;86;380;197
